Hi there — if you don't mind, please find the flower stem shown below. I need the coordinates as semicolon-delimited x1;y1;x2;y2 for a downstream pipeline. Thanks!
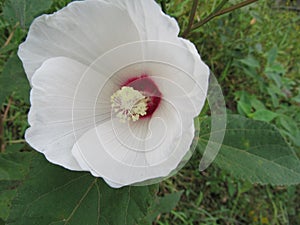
182;0;199;37
185;0;259;37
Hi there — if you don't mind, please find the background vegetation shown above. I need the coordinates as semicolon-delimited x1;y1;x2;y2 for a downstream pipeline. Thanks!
0;0;299;224
156;0;300;224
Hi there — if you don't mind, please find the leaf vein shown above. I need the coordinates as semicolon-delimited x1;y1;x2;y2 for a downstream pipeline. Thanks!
64;178;97;225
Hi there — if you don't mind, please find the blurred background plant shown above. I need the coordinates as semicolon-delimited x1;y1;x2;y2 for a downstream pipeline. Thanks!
0;0;299;224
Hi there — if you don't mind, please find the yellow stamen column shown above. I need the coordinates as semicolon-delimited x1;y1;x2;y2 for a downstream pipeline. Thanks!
111;86;148;122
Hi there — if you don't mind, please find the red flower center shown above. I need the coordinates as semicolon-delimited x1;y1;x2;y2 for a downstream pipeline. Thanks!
122;75;162;119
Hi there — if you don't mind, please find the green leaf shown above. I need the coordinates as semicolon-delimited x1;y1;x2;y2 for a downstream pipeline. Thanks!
143;191;183;223
237;101;251;116
249;97;265;111
0;150;33;221
0;54;30;106
250;109;278;123
3;0;53;28
0;182;18;220
7;153;159;225
0;150;33;181
239;55;260;68
265;46;278;66
198;115;300;185
235;91;252;116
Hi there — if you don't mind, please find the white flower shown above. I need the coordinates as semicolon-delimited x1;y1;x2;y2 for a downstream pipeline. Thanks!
19;0;209;188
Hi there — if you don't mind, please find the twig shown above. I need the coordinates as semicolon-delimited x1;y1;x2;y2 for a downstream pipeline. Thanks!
182;0;229;37
3;97;12;120
4;31;15;47
189;0;259;35
8;139;26;144
3;23;19;47
0;98;12;152
182;0;199;37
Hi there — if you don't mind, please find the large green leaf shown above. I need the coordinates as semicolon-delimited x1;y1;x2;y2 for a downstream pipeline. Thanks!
0;54;30;106
3;0;53;28
0;182;18;220
0;150;33;221
198;115;300;185
0;149;32;181
7;153;159;225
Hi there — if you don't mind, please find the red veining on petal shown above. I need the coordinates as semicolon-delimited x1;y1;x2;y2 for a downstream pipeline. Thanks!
122;75;162;118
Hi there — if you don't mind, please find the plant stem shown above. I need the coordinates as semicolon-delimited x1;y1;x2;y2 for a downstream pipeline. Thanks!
160;0;167;13
0;98;12;152
189;0;259;35
211;0;230;14
182;0;199;37
0;114;4;153
8;139;26;144
3;22;19;47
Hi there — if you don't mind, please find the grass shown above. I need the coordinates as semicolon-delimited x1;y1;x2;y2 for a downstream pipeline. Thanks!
0;0;299;224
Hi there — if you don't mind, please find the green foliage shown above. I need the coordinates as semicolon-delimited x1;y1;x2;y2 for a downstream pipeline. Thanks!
0;181;17;220
186;1;300;152
0;148;32;180
143;191;183;223
2;0;53;28
199;114;300;185
0;150;33;221
6;153;159;225
0;55;30;106
164;1;300;219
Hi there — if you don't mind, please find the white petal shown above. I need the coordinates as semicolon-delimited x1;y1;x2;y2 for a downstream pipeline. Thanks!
87;40;209;117
71;41;204;117
140;41;209;115
71;98;195;186
26;57;110;170
18;0;182;82
72;143;124;188
110;0;180;41
18;0;140;81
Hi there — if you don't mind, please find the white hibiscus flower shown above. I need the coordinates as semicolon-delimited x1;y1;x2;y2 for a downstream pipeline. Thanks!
19;0;209;188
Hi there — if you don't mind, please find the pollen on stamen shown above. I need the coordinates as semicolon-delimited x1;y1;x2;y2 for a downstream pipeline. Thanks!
111;86;148;122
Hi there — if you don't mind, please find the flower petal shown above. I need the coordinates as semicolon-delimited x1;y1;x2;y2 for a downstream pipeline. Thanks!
18;0;182;81
26;56;110;170
111;0;180;40
18;0;140;81
71;97;195;186
87;40;209;118
140;41;209;115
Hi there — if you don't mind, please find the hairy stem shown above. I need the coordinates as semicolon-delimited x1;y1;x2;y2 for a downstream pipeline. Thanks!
182;0;199;37
188;0;259;36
